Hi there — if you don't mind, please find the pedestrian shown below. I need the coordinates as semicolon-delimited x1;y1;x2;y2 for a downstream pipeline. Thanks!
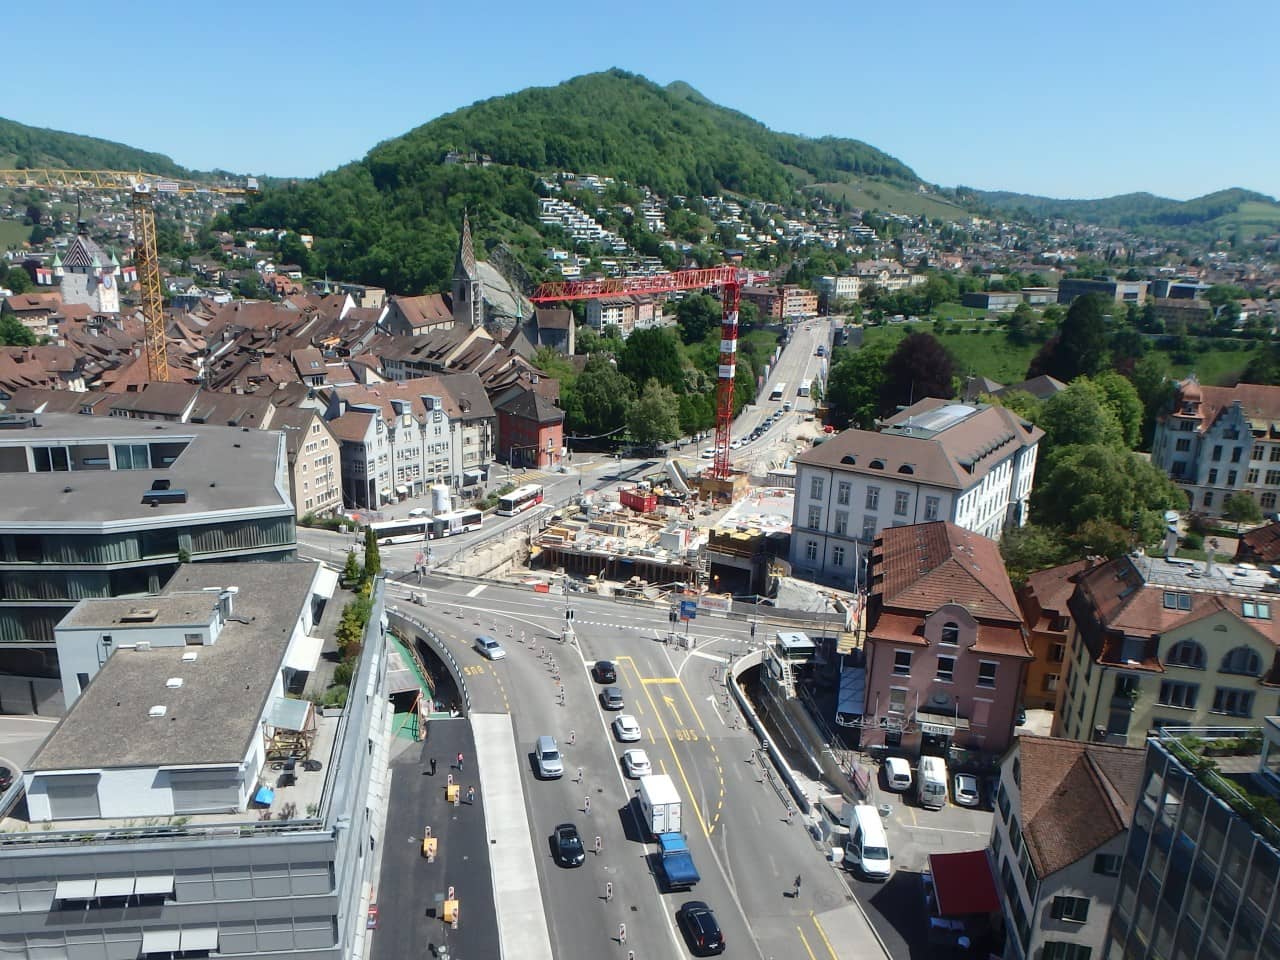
457;751;464;773
467;785;476;805
793;874;802;898
430;757;437;776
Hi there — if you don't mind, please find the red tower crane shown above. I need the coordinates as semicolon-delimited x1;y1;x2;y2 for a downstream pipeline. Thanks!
531;266;757;481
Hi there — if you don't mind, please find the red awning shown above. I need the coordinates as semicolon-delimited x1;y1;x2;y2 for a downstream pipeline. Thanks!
929;850;1000;917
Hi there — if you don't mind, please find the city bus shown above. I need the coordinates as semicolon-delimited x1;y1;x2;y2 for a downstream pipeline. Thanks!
367;518;429;544
769;382;787;401
497;483;545;516
429;508;483;539
797;378;812;397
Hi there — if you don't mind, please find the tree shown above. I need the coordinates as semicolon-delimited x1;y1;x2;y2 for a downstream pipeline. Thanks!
4;266;31;294
1005;302;1035;346
531;346;574;382
879;332;955;415
1027;294;1108;381
1131;353;1175;448
562;356;634;436
1038;381;1124;451
362;527;381;582
627;380;680;446
341;549;362;587
0;314;36;347
826;340;891;428
987;388;1042;425
1032;443;1184;542
619;328;683;389
1093;371;1144;449
675;293;721;345
1223;492;1263;526
999;523;1071;587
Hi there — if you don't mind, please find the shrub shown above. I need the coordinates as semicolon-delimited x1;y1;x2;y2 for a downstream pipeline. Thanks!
321;685;348;708
1183;531;1204;550
333;660;354;686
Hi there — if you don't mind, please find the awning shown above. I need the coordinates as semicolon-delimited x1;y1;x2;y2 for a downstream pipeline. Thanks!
134;875;175;896
181;928;219;951
267;696;313;732
396;485;409;494
464;469;484;480
379;488;392;498
284;633;325;673
312;566;338;600
916;710;971;736
928;851;1000;917
141;929;181;954
95;876;134;897
836;666;865;723
54;879;96;900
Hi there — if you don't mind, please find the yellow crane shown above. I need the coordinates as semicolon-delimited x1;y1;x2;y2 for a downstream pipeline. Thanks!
0;169;258;381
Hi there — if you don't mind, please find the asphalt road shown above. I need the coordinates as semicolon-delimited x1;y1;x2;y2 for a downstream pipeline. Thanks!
384;575;852;960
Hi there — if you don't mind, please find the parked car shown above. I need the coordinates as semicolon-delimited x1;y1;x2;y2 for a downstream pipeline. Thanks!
600;686;625;710
677;900;725;955
553;823;585;867
593;660;618;684
474;635;505;660
613;714;642;742
535;735;563;779
953;772;981;808
884;757;913;792
622;748;651;778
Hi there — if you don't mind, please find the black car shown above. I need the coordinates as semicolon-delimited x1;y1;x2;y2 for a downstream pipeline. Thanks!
677;900;725;955
593;660;618;684
553;823;585;867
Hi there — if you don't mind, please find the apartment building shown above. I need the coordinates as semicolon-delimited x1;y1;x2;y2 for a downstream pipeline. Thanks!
1018;560;1090;711
789;399;1042;585
271;406;344;519
0;563;388;960
816;275;863;312
862;522;1031;754
1056;553;1280;747
1150;377;1280;517
1107;722;1280;959
989;736;1144;960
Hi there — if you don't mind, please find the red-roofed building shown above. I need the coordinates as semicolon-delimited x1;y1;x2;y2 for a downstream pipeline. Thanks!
863;521;1032;754
1018;560;1092;710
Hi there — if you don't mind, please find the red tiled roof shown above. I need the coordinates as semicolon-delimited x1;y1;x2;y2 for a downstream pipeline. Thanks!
1237;521;1280;563
877;522;1021;622
327;411;374;442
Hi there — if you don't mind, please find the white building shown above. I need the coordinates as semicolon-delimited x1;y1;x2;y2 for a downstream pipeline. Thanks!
816;274;863;310
789;399;1042;584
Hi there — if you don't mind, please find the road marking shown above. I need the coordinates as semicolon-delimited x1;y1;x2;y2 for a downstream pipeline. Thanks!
688;649;730;664
905;823;992;836
662;695;684;726
641;677;680;684
705;695;723;722
795;925;819;960
809;911;839;960
465;584;487;598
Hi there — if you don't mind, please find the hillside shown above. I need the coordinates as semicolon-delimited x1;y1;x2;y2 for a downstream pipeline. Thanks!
234;70;920;294
961;186;1280;237
0;117;188;177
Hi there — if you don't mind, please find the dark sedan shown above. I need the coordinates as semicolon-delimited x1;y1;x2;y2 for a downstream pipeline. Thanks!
593;660;618;684
677;900;725;955
553;823;585;867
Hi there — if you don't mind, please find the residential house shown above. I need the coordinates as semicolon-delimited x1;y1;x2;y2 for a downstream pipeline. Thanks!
816;275;863;312
1056;552;1280;747
534;307;575;355
1018;561;1090;711
1150;377;1280;517
789;398;1042;584
3;292;63;336
1152;297;1213;332
585;297;637;336
740;285;783;319
1235;520;1280;564
996;375;1068;403
271;406;344;518
329;409;388;510
862;521;1033;754
381;293;455;336
495;388;564;470
989;736;1144;960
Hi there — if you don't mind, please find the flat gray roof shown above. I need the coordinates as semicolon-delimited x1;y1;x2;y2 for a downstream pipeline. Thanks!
57;594;219;630
0;413;290;529
29;561;320;771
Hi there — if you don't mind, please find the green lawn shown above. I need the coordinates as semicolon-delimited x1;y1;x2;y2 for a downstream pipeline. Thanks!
808;179;970;222
0;219;29;252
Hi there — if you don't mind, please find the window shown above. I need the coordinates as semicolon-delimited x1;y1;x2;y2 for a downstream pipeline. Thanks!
1212;687;1254;717
805;541;818;562
1228;470;1238;485
936;656;956;682
32;445;70;472
1242;601;1271;620
1253;444;1265;460
1094;853;1122;876
1175;438;1191;452
1272;447;1280;463
837;481;851;506
1267;470;1280;486
865;486;880;510
1162;591;1192;611
834;511;848;536
1265;493;1278;509
807;506;821;529
832;545;845;566
1248;469;1260;484
1208;468;1219;484
893;650;912;676
1051;642;1066;662
1232;447;1243;463
1051;895;1090;923
1221;646;1261;675
1158;680;1199;709
1165;640;1205;669
1042;674;1059;692
861;515;877;541
1212;445;1223;461
924;496;940;521
1203;491;1214;508
888;688;907;714
977;661;998;688
810;476;824;500
940;622;959;645
184;633;202;645
996;780;1010;821
894;490;909;516
114;443;150;470
1043;944;1093;960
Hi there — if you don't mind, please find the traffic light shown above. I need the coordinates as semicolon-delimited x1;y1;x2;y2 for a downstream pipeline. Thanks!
565;608;575;623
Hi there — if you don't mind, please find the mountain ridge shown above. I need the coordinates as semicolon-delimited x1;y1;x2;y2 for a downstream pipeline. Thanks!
0;117;188;177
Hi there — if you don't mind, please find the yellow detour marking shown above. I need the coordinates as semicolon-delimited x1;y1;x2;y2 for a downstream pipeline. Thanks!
443;899;459;928
422;837;438;860
446;784;460;804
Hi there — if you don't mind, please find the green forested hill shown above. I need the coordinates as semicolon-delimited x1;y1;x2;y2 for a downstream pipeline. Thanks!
232;69;919;294
0;117;188;176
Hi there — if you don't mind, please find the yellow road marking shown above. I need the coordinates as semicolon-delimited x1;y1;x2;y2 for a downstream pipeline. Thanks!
641;677;680;684
795;925;819;960
648;729;656;745
662;695;684;725
809;911;839;960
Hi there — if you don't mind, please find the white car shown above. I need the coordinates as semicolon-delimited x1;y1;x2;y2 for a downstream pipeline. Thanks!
700;448;714;459
953;772;981;808
612;714;642;742
622;748;651;778
474;635;506;660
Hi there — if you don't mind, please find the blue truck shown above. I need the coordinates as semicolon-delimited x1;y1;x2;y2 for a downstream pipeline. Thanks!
656;831;700;891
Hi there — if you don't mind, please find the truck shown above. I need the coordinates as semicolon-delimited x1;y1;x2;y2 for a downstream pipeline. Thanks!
638;774;682;837
655;831;700;891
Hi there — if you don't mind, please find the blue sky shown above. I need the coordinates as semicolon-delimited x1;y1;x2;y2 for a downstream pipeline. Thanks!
8;0;1276;200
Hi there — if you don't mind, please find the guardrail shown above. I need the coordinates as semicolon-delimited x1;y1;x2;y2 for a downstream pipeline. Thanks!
385;607;471;714
726;649;812;814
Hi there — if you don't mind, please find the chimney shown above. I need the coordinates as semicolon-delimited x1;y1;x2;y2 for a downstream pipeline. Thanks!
1163;527;1179;559
1205;538;1219;576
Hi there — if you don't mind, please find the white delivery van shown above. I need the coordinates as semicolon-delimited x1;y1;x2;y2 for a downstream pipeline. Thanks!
884;756;913;792
917;755;948;810
848;805;891;880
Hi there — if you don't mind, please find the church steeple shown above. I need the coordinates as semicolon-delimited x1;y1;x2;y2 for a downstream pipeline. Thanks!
451;210;484;329
455;210;477;281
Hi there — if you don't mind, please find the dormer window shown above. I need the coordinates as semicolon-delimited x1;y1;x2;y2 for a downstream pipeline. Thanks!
869;459;885;470
1243;601;1271;620
940;622;959;645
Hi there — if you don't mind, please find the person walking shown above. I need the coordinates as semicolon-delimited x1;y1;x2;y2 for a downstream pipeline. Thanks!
456;751;464;773
793;874;802;898
467;785;476;805
429;757;437;776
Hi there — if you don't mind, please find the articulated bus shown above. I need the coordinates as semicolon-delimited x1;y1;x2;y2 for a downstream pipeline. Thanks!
368;518;429;544
797;378;812;397
429;508;483;538
769;382;787;401
497;483;545;517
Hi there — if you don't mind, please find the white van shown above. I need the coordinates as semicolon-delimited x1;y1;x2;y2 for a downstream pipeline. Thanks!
848;805;891;880
917;755;948;810
884;757;913;792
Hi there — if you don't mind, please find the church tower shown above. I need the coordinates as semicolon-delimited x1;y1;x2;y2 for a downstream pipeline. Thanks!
451;211;484;329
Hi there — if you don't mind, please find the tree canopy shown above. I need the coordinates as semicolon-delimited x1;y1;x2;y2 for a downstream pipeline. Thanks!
878;332;955;416
562;356;634;436
619;328;683;390
1027;294;1108;381
627;380;681;446
826;340;892;428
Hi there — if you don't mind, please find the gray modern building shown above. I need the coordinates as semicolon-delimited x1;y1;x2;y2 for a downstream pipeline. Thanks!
1107;723;1280;959
0;412;297;711
0;561;389;960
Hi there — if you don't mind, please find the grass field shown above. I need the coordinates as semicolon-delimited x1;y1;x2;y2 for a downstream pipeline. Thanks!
808;179;970;222
0;219;29;252
1220;200;1280;235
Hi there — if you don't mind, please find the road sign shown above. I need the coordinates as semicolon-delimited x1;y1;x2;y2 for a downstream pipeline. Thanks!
679;600;697;621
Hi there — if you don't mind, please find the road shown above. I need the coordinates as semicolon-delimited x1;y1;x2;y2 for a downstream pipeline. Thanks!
383;576;850;960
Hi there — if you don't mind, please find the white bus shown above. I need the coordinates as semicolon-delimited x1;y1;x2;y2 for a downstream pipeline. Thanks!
797;378;812;397
429;508;483;539
769;382;787;401
368;518;429;544
497;483;544;516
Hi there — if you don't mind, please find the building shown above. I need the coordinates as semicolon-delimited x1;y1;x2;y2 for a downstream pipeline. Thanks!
1235;521;1280;564
450;212;532;332
962;291;1024;313
789;399;1042;584
1057;278;1149;306
1152;297;1213;332
1150;377;1280;517
862;522;1033;754
1021;287;1058;306
54;228;122;315
381;293;454;336
0;562;388;960
585;297;636;336
0;412;297;708
533;307;575;356
780;285;818;318
1018;560;1090;711
495;388;564;469
1106;722;1280;960
271;406;344;518
816;275;863;312
990;736;1144;960
740;285;783;319
1056;552;1280;747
